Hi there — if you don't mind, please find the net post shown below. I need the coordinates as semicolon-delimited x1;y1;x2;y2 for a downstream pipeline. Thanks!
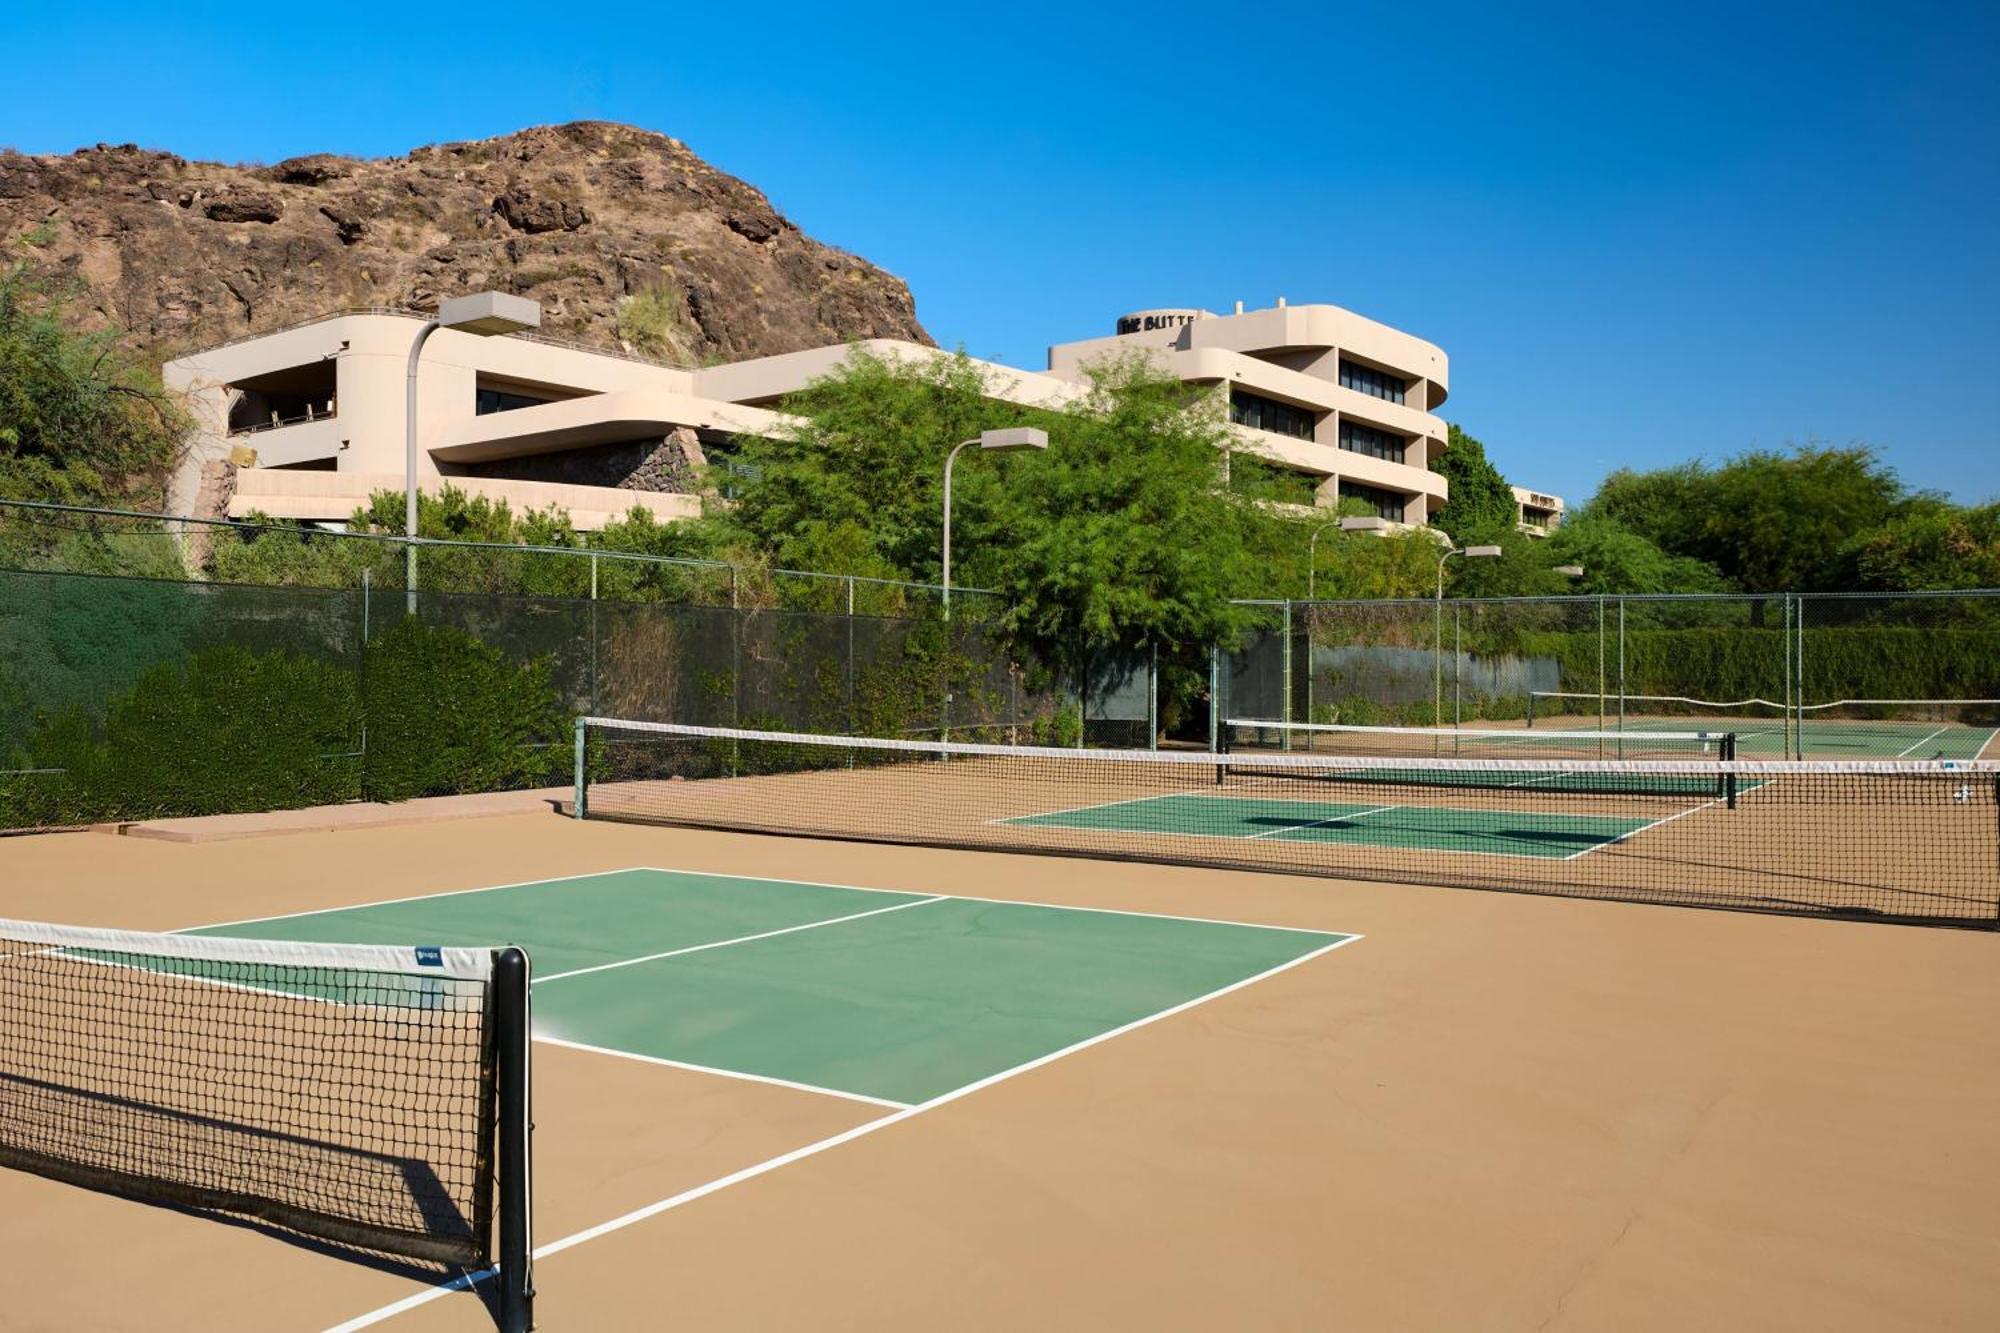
1722;732;1737;809
572;718;587;820
493;946;535;1333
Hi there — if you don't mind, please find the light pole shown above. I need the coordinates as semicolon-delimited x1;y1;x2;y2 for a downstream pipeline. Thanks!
1302;514;1390;731
1306;514;1388;601
1434;543;1503;729
405;292;542;611
942;426;1048;621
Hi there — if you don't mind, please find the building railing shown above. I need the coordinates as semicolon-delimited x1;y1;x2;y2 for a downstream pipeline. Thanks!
230;403;338;436
177;307;700;372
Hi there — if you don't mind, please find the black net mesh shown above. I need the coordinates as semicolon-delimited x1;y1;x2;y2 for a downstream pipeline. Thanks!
583;721;2000;928
0;922;501;1267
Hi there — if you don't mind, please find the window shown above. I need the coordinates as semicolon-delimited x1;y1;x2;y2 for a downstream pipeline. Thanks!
476;386;557;415
1339;480;1407;523
1229;386;1315;441
1338;419;1407;463
1339;359;1406;404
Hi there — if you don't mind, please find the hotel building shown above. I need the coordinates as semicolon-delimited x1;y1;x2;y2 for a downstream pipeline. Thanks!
1512;486;1565;537
163;300;1558;533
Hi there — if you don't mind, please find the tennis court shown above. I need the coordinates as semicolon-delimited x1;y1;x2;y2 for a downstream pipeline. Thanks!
4;791;2000;1332
185;867;1353;1108
1004;791;1664;860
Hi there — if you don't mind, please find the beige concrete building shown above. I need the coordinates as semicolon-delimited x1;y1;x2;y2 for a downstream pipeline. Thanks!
164;300;1560;533
1512;485;1565;537
163;310;780;527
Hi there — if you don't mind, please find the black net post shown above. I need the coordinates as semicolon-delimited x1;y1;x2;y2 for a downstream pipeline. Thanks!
493;946;535;1333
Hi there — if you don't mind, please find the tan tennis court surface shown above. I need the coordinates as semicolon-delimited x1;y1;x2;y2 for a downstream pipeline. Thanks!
4;811;1999;1331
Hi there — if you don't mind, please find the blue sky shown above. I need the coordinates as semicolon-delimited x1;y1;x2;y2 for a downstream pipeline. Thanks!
4;0;1995;506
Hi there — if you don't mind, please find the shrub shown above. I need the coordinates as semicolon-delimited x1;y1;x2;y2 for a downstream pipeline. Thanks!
360;618;568;801
1;645;360;825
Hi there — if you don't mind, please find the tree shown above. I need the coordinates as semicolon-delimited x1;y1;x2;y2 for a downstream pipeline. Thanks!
1839;502;2000;592
1542;515;1732;595
1587;461;1709;557
1428;424;1517;542
0;263;188;507
1588;445;1908;592
992;355;1261;683
714;348;1015;585
711;348;1270;720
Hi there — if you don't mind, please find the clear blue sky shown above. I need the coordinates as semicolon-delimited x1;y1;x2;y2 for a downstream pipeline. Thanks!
4;0;1995;507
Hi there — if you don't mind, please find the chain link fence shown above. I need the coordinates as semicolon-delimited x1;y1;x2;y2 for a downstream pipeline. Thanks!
0;566;1054;830
1220;591;2000;759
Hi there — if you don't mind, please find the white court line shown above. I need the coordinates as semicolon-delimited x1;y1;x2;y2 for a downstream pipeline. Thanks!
636;866;1351;937
533;1035;909;1110
320;932;1365;1333
1894;725;1951;758
172;863;1342;954
173;865;648;936
1559;794;1730;861
535;896;945;983
1244;804;1399;841
995;790;1201;825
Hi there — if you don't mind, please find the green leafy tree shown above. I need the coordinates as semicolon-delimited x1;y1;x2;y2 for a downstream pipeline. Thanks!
0;264;189;507
1542;515;1732;595
714;348;1013;584
1589;446;1908;592
1839;502;2000;591
1428;424;1517;542
991;355;1262;688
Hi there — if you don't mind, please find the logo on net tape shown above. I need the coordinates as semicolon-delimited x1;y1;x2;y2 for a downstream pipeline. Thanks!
414;946;445;968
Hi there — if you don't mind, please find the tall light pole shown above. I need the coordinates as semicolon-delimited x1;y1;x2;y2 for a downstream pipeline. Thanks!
1434;543;1503;729
1301;514;1390;731
942;426;1048;621
406;292;542;611
1307;514;1388;601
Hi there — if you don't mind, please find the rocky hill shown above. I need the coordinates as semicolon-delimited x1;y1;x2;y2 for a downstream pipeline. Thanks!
0;120;930;365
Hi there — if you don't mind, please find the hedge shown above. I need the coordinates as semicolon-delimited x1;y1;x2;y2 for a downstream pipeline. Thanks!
1;620;569;828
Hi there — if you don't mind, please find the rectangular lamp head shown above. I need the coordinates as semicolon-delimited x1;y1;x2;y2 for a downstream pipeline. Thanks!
977;426;1049;452
437;291;542;337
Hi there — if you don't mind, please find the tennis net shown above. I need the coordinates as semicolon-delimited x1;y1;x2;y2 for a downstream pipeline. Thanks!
578;718;2000;927
0;920;533;1328
1222;719;1734;794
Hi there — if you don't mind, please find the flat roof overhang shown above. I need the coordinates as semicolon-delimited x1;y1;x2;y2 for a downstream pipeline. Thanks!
431;390;784;464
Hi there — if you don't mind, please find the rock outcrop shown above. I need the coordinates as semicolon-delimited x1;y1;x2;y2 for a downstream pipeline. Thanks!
0;121;931;364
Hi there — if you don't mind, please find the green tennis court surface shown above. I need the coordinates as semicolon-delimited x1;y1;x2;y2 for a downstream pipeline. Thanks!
1007;792;1662;859
186;869;1350;1106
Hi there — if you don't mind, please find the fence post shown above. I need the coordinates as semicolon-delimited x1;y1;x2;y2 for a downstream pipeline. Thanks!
1800;592;1816;756
846;576;856;735
1209;639;1221;754
588;553;599;718
1781;596;1793;759
1148;641;1158;751
1596;597;1607;734
1281;601;1293;750
1616;599;1627;756
729;568;741;775
1452;605;1463;736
